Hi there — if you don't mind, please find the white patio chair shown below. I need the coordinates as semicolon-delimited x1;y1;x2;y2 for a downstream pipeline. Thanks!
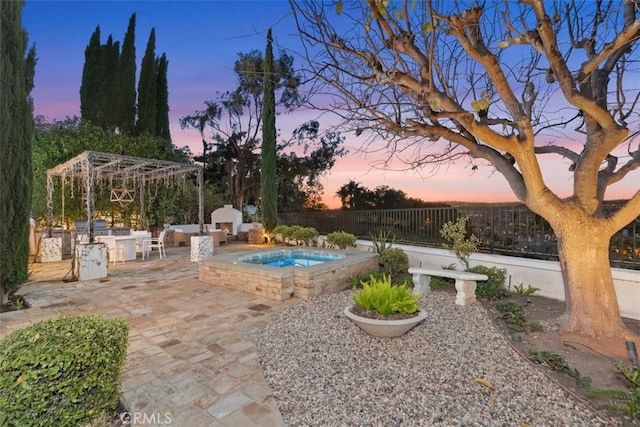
142;230;166;260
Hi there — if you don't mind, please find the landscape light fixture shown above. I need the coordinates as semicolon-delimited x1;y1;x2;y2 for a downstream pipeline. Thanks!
626;341;639;370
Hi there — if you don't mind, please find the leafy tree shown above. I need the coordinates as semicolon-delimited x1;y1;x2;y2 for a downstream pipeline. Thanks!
181;47;302;210
0;0;36;303
119;13;136;133
261;28;278;231
292;0;640;356
278;120;347;212
336;180;372;210
335;180;441;210
137;28;157;136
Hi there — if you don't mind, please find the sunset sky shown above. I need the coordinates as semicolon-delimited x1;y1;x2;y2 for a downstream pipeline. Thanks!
22;1;638;208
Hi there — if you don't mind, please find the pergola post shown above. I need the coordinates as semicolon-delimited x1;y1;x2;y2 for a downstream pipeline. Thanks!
46;171;54;238
198;166;204;234
139;177;146;231
84;154;95;243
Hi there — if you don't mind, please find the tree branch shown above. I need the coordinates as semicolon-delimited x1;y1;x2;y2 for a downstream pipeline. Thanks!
524;0;620;130
582;3;640;76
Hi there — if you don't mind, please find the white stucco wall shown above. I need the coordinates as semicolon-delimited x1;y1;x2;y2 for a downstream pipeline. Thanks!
355;240;640;320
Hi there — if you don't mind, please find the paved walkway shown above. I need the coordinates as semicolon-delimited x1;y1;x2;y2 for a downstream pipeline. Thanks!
0;242;300;426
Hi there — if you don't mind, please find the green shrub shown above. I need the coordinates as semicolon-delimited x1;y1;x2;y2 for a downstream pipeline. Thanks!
369;229;395;255
0;315;129;427
466;265;509;300
429;277;453;290
353;274;420;316
379;247;409;278
495;301;542;332
429;264;456;290
349;270;386;289
512;283;539;296
326;231;357;249
292;226;318;246
272;225;293;243
272;225;318;245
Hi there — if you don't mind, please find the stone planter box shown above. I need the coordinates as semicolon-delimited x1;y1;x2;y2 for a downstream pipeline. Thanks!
248;228;264;244
41;237;62;262
191;235;213;262
75;243;108;281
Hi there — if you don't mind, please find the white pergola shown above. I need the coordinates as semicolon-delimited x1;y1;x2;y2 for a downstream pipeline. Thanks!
46;151;204;241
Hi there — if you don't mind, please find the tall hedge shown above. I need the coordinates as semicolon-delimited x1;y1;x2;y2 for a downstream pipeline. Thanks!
0;0;35;302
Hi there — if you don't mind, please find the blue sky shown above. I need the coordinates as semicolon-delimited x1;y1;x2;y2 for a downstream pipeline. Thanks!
25;0;636;207
24;1;300;124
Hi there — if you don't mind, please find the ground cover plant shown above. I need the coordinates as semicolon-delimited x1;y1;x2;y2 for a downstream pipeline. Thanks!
529;349;592;389
0;315;128;426
496;300;543;334
590;363;640;420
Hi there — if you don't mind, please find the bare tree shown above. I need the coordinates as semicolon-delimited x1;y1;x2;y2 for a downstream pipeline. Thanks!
291;0;640;357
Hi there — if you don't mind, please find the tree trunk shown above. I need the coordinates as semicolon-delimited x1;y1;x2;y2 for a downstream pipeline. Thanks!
555;219;640;358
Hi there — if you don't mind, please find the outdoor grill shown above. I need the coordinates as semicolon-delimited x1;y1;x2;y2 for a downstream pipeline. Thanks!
74;219;110;237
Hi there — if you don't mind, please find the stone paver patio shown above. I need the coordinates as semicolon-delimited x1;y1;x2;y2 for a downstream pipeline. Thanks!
0;242;300;426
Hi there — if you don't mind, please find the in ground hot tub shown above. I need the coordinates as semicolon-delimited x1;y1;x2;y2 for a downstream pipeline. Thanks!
242;251;342;267
199;248;379;301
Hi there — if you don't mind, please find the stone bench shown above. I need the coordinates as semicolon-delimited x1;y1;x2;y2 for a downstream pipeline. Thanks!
408;267;489;306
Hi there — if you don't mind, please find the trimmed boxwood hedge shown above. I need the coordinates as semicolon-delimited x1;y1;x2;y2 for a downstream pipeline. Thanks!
0;315;129;426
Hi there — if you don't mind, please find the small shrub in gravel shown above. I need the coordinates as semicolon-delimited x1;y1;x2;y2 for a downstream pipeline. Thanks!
379;247;409;279
495;300;542;332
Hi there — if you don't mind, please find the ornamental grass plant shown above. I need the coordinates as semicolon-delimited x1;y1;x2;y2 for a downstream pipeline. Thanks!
353;274;420;317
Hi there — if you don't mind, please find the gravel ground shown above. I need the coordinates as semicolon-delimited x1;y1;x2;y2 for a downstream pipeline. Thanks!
257;290;618;426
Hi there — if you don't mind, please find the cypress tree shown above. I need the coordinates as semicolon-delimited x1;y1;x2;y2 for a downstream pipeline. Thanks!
0;0;36;303
80;26;104;126
137;28;158;135
119;13;136;133
261;28;277;231
155;53;171;145
103;35;120;130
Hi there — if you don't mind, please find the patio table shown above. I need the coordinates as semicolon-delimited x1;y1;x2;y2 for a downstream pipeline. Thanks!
96;236;137;263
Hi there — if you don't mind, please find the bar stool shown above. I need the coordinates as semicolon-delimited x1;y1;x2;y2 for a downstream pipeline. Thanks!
113;241;125;266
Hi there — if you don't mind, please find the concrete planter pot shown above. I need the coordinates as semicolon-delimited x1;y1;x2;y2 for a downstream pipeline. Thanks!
344;306;427;338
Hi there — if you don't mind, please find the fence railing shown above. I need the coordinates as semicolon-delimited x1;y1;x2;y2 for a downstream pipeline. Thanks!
280;203;640;269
